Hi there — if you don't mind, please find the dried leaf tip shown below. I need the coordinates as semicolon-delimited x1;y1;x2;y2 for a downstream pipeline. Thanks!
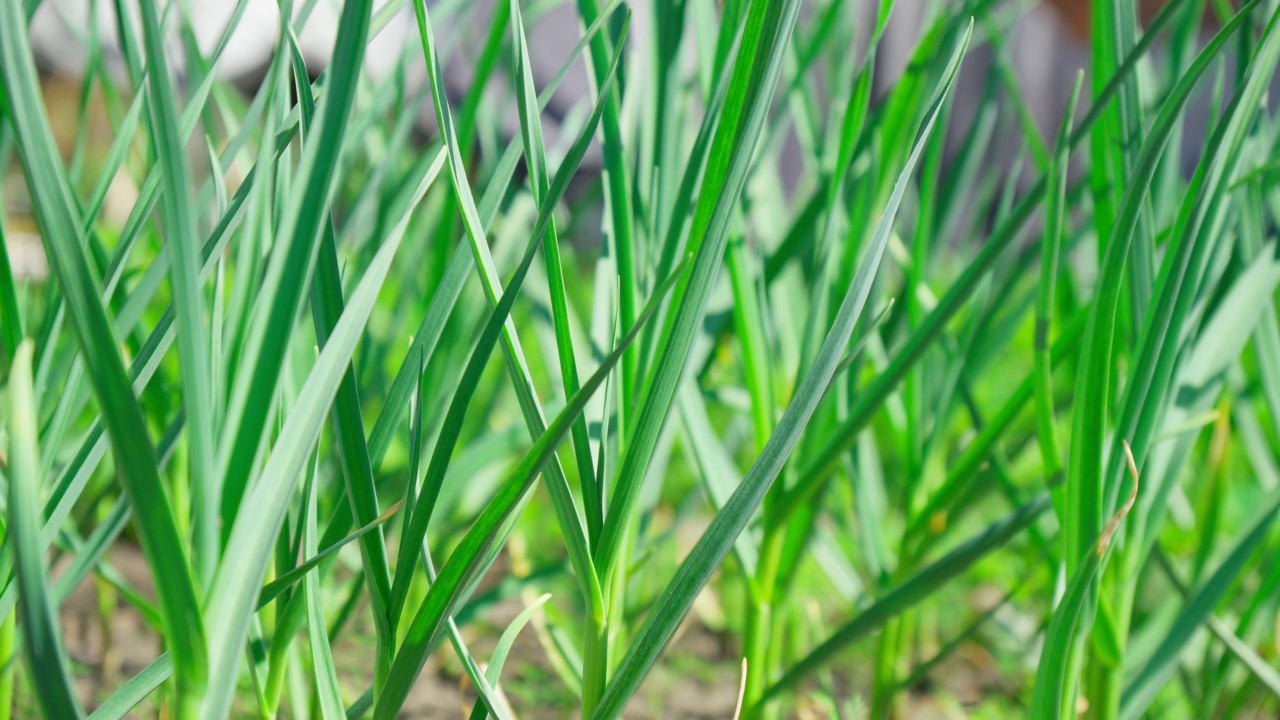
1098;440;1140;558
732;658;748;720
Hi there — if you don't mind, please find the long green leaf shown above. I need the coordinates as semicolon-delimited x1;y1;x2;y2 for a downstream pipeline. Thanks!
389;13;626;629
594;23;973;719
1030;445;1140;718
1066;0;1255;574
373;257;687;720
407;0;628;628
465;593;552;720
217;0;374;534
362;0;628;474
6;341;82;718
594;0;808;579
761;493;1050;705
86;654;174;720
257;500;404;609
284;11;398;685
510;0;599;540
1033;72;1083;488
778;0;1220;515
303;453;346;720
133;0;218;585
1120;487;1280;719
1109;2;1280;527
0;0;208;702
202;146;442;720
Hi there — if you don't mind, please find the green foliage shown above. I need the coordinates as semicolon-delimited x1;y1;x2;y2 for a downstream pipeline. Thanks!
3;0;1280;717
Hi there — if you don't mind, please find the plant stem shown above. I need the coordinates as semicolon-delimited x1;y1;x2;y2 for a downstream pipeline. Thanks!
743;527;783;712
729;217;777;713
175;686;202;720
582;613;610;716
871;615;903;718
608;520;634;676
0;608;14;720
1088;579;1135;719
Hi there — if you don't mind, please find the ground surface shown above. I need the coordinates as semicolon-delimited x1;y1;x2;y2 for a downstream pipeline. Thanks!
50;544;1018;718
54;544;748;719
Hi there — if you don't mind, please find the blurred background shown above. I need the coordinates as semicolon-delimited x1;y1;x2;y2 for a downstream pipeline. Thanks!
4;0;1107;287
9;0;1237;286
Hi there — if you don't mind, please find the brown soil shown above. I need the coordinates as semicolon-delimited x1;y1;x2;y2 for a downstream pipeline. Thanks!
54;545;743;719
